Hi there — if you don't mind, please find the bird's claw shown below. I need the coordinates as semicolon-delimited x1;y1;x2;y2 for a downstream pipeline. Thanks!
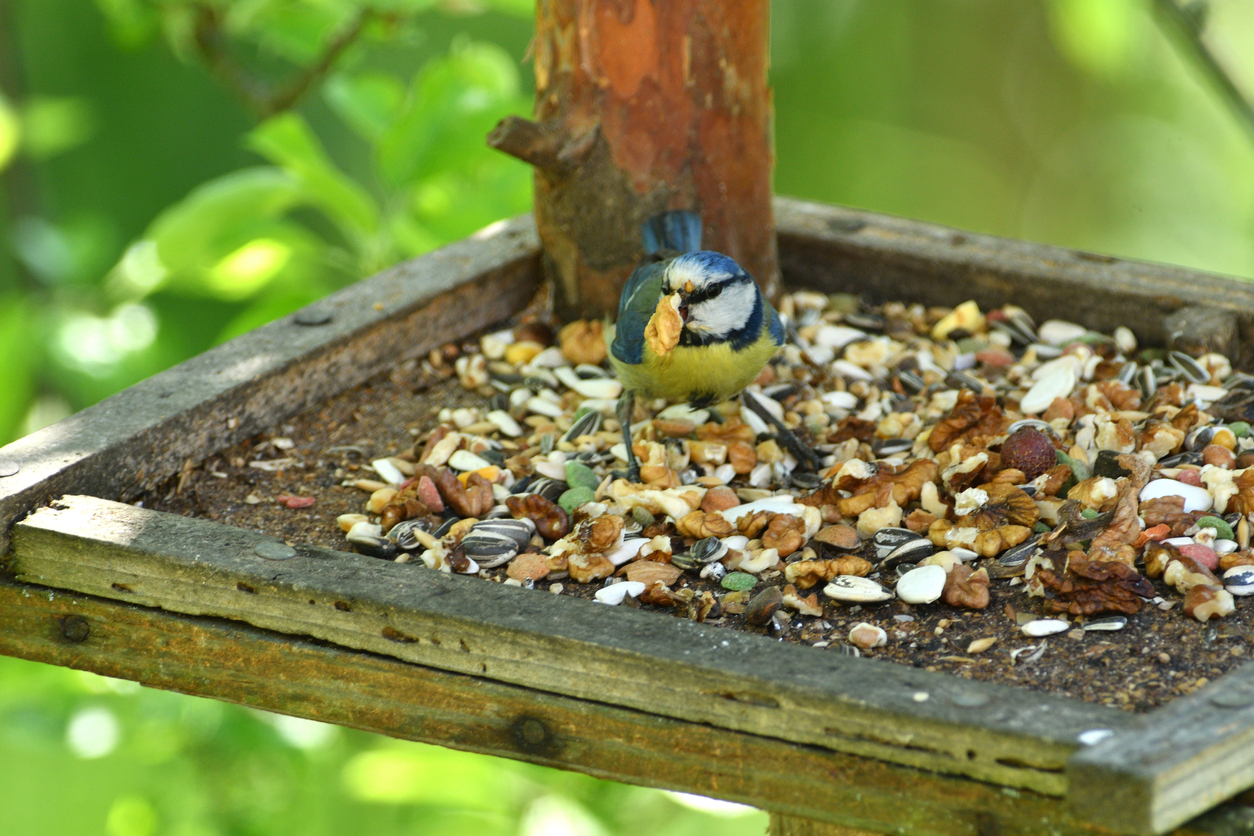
741;390;823;472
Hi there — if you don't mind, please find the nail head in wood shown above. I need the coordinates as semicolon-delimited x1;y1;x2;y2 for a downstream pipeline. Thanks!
0;461;18;477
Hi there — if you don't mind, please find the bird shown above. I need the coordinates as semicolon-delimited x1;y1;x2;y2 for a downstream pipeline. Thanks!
606;210;816;482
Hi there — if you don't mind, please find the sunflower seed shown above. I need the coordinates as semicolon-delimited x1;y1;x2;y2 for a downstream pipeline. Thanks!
471;517;535;546
880;538;934;570
1169;351;1210;384
460;531;519;568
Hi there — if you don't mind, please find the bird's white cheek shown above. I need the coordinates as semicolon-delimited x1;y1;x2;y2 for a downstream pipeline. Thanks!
689;285;755;338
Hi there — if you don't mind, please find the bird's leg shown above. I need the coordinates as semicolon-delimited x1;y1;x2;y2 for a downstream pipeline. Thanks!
616;391;641;483
741;390;823;472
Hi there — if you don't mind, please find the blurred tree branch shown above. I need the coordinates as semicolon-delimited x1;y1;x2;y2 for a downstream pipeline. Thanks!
191;4;377;119
1153;0;1254;142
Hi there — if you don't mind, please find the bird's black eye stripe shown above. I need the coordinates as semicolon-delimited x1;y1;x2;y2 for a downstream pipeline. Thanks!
685;281;725;306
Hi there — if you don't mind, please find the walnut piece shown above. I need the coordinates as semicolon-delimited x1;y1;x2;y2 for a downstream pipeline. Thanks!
645;292;683;356
1036;557;1153;615
558;319;607;365
942;565;990;609
1183;585;1235;622
761;514;807;557
505;493;570;540
675;509;736;539
784;556;872;590
801;458;938;518
928;390;1006;451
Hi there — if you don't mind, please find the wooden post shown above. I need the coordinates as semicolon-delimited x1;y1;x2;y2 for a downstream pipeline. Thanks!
490;0;778;318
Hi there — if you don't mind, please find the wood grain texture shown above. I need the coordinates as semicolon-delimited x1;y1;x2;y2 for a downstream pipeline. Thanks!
2;576;1252;836
516;0;779;317
9;495;1133;797
0;216;540;555
1069;665;1254;835
0;576;1112;835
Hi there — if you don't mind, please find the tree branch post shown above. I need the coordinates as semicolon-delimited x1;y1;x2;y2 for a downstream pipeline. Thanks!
491;0;778;319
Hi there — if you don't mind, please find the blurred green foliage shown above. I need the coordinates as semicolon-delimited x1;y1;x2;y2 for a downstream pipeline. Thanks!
0;656;768;835
3;0;1254;833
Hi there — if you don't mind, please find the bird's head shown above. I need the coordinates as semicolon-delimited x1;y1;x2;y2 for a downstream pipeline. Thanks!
661;251;758;343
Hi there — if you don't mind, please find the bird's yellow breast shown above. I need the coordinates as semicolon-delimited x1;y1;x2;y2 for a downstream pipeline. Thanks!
608;327;780;405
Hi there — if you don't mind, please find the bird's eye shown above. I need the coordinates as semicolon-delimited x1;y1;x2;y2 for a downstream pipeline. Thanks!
706;283;724;298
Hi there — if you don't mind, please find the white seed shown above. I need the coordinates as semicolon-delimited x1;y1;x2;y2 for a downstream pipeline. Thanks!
1019;364;1076;414
554;366;623;399
1037;320;1087;346
448;450;492;472
824;576;893;603
1139;479;1213;513
594;581;646;605
967;637;997;654
896;564;946;605
486;410;523;437
1021;619;1070;637
526;396;565;418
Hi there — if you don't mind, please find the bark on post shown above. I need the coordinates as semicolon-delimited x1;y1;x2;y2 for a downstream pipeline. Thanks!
489;0;778;319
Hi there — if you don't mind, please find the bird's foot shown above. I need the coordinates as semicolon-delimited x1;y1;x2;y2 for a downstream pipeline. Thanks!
741;390;823;472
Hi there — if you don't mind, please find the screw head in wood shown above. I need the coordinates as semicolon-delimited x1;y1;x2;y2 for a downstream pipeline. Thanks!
1209;684;1254;709
293;307;333;326
60;615;90;643
948;690;990;708
254;541;297;561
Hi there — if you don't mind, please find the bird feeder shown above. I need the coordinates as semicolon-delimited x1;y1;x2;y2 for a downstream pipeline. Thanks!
4;201;1254;836
6;0;1254;832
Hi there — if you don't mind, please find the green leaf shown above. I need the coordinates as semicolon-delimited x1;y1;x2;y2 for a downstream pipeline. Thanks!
0;94;19;172
406;156;531;247
92;0;160;48
478;0;534;18
377;40;524;188
233;1;360;65
142;166;303;280
19;96;96;159
323;71;406;142
247;112;379;243
0;295;36;444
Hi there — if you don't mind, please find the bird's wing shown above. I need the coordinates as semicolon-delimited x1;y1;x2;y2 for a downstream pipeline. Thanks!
611;261;667;365
765;297;786;346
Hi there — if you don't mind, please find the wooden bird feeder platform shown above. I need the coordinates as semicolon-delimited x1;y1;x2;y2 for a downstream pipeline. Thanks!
6;198;1254;836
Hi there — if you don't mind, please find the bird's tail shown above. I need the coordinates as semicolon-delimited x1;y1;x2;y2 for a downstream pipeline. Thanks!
642;210;702;256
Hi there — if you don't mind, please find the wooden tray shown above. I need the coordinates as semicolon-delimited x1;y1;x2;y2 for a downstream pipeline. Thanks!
4;198;1254;836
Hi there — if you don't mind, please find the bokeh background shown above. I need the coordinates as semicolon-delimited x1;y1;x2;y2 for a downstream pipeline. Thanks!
2;1;1253;833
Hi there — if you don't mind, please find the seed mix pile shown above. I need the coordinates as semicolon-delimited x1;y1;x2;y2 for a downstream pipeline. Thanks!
146;291;1254;710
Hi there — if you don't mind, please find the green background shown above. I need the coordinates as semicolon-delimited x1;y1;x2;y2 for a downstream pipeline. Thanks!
2;1;1253;833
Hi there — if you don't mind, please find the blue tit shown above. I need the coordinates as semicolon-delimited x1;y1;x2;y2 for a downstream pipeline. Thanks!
606;210;793;481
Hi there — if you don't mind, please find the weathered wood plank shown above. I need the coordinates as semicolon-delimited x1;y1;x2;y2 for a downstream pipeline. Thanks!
0;217;541;554
3;576;1252;836
773;198;1254;365
1068;664;1254;835
9;494;1133;796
